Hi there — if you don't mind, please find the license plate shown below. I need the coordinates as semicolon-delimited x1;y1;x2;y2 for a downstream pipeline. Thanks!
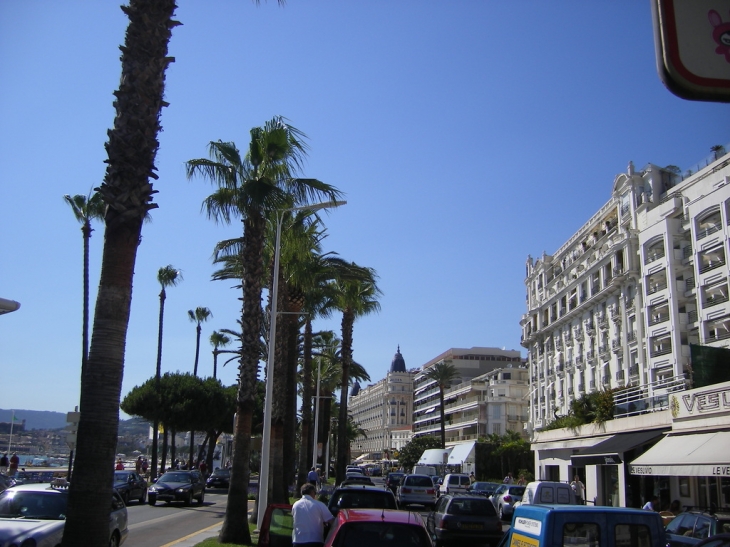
461;523;483;530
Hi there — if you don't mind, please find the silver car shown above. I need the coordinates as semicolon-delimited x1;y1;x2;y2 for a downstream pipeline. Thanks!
489;484;526;520
396;474;438;509
0;482;128;546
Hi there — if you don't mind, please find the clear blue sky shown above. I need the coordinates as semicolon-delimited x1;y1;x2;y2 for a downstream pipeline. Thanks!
0;1;727;415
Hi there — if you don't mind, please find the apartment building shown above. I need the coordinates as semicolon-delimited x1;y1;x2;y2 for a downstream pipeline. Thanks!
522;144;730;509
412;347;525;445
349;347;416;460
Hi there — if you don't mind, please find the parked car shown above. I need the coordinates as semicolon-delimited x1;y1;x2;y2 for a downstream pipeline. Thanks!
325;508;433;547
385;472;405;493
466;481;501;498
439;473;471;496
113;470;148;505
346;466;365;475
340;474;375;487
0;482;128;547
258;503;293;547
327;484;398;517
665;510;730;547
0;475;15;494
426;494;504;547
497;503;666;547
206;468;231;489
693;534;730;547
489;484;525;520
148;470;206;506
397;474;438;509
516;480;576;509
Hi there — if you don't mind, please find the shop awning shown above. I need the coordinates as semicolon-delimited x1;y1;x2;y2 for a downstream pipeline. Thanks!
448;441;476;465
418;448;452;465
570;430;665;466
629;431;730;476
533;435;612;451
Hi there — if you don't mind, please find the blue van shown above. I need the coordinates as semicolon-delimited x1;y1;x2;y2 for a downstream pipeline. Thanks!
498;504;666;547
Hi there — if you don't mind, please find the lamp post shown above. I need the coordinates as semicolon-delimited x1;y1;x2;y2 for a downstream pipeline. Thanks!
257;200;346;529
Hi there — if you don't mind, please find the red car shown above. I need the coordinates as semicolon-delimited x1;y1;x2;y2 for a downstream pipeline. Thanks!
259;505;433;547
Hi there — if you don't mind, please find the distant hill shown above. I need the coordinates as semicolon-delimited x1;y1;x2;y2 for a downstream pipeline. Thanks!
0;409;151;433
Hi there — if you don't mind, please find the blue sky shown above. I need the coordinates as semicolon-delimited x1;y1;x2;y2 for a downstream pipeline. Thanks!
0;1;727;415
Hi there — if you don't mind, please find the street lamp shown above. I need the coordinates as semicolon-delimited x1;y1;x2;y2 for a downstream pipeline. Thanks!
257;199;346;529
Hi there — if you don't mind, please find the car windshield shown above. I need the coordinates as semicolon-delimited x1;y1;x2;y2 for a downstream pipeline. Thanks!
114;472;132;481
508;486;526;496
331;491;397;510
449;498;495;516
212;469;229;477
158;473;191;483
333;522;429;547
0;490;67;519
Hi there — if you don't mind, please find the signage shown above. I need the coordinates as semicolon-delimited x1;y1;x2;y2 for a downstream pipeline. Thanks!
670;381;730;420
630;464;730;476
514;516;543;536
651;0;730;102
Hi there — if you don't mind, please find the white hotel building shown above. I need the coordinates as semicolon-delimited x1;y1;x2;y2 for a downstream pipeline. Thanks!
521;145;730;510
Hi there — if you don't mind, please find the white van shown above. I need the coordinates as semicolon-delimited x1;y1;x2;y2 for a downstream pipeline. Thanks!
413;465;437;477
516;481;577;509
439;473;471;495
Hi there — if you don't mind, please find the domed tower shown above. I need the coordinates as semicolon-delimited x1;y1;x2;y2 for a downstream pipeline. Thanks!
390;345;406;373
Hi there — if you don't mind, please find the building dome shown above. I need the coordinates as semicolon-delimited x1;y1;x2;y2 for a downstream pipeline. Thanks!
350;380;361;397
390;346;406;373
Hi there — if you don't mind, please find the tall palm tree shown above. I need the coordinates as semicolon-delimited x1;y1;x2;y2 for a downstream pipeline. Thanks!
62;2;179;545
152;265;182;478
188;307;212;376
331;267;381;484
423;360;461;448
63;191;106;381
210;330;232;380
187;306;211;467
186;117;343;543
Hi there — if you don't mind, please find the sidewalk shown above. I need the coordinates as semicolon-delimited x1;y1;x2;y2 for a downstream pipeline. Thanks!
163;500;255;547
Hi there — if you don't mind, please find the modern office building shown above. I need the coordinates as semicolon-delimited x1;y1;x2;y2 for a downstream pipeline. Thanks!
412;347;525;445
349;347;417;460
522;145;730;509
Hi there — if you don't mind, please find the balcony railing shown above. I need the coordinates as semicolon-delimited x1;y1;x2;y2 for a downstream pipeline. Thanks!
615;370;625;381
627;331;636;343
647;280;668;295
699;258;726;274
708;329;730;341
650;344;673;358
645;248;666;264
578;384;585;393
613;375;688;419
703;293;729;308
688;309;698;323
696;224;721;240
649;313;670;325
686;276;695;290
683;246;693;259
629;365;639;376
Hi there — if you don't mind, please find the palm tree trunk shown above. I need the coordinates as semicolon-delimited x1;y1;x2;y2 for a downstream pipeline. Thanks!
297;319;314;490
270;274;288;503
161;428;169;473
336;309;354;484
283;309;299;496
81;220;91;380
152;288;166;478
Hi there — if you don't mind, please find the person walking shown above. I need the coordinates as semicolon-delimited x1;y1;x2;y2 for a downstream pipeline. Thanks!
503;472;514;484
571;475;585;504
292;483;333;547
0;453;8;474
9;453;20;477
115;458;124;470
307;467;319;487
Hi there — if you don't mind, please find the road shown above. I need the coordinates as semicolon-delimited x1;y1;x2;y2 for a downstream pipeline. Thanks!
125;489;233;547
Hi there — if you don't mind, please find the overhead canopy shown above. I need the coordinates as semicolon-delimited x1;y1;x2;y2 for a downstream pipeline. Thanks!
448;441;476;465
418;448;452;466
533;435;612;451
570;430;665;466
629;431;730;476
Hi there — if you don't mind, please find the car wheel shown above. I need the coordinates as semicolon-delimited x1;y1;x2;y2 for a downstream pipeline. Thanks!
109;531;120;547
122;491;130;506
498;505;504;520
139;489;147;504
184;492;193;506
148;494;157;506
197;490;205;504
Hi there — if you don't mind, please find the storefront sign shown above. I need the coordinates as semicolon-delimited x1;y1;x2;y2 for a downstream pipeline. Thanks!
630;464;730;476
670;381;730;419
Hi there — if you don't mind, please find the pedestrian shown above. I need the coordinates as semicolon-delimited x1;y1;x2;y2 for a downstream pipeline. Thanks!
0;453;8;474
503;472;513;484
142;458;148;476
469;472;475;484
642;496;659;511
307;467;319;487
199;459;207;477
9;453;20;477
571;475;585;504
517;474;526;486
292;483;334;547
115;458;124;470
135;456;143;474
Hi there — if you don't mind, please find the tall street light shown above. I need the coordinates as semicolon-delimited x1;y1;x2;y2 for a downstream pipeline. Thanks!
257;199;346;529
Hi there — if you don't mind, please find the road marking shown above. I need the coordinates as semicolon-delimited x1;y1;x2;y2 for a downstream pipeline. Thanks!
159;522;221;547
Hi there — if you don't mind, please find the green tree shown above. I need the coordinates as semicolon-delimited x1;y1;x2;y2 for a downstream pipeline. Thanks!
62;3;179;545
423;360;461;448
63;191;106;380
188;307;212;376
398;436;442;472
330;268;381;484
186;117;342;542
152;265;182;477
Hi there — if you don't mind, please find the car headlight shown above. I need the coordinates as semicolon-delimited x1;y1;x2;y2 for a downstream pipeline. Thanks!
176;487;190;493
149;486;158;492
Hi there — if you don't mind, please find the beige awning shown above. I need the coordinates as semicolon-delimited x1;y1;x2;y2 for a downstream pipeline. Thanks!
629;431;730;476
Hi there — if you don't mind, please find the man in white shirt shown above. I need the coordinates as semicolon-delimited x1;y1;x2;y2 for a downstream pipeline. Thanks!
570;475;585;504
292;483;334;547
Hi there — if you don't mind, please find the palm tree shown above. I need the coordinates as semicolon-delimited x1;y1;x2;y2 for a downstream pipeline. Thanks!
152;265;182;478
188;307;212;376
423;360;461;448
186;117;343;543
61;2;179;545
210;330;232;380
331;267;381;483
63;191;106;381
